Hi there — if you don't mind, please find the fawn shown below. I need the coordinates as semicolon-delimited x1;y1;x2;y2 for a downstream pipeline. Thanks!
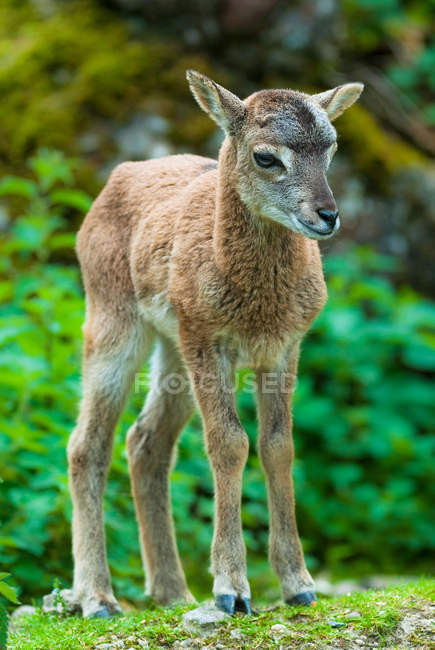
68;71;363;617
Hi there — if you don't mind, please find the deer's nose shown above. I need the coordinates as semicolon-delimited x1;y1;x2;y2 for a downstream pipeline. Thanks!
317;208;339;228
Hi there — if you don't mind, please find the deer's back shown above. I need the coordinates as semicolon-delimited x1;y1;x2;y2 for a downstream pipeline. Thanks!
76;154;217;315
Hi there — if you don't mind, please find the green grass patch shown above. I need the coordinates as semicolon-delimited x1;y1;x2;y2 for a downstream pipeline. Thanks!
8;578;434;649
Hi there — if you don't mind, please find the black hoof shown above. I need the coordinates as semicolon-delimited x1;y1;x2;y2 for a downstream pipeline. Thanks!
215;594;236;615
216;595;252;615
235;597;252;615
286;591;317;607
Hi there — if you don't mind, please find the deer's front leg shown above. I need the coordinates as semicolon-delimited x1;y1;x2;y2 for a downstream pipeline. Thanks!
180;330;250;614
256;354;316;607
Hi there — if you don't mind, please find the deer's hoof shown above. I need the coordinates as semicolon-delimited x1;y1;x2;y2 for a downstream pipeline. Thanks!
91;606;111;618
235;596;252;615
91;604;123;619
216;594;252;615
286;591;317;607
215;594;236;614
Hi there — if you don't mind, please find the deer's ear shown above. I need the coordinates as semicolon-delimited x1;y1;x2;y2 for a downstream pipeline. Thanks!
186;70;246;135
312;83;364;121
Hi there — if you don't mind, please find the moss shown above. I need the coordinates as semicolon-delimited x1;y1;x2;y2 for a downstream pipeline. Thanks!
337;104;428;190
0;1;217;189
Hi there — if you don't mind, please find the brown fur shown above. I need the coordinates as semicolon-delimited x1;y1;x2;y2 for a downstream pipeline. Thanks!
67;71;363;615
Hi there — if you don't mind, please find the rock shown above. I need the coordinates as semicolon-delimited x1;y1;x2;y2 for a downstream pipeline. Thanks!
8;605;38;634
270;623;288;638
113;113;171;160
331;580;362;596
137;641;149;649
11;605;37;619
95;642;125;650
346;611;362;620
315;576;362;597
230;628;246;640
398;609;434;639
361;575;419;590
42;588;81;615
182;604;230;637
327;620;346;628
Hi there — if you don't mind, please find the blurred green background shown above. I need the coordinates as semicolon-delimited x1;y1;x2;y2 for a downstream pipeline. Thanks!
0;0;434;605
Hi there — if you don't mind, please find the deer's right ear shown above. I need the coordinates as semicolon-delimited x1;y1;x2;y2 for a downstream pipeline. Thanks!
186;70;246;136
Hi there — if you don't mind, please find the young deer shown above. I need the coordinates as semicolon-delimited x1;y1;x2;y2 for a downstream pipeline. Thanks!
68;71;363;617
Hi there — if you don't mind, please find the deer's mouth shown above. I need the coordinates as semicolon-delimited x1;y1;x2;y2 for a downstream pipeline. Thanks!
296;216;340;240
255;204;340;240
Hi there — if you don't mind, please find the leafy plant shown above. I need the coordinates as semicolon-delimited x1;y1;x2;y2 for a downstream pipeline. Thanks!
0;572;19;649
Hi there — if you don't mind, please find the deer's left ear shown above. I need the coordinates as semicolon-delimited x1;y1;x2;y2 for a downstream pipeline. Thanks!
312;83;364;121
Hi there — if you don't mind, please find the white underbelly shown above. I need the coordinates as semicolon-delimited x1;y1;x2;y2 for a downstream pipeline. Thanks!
138;292;179;344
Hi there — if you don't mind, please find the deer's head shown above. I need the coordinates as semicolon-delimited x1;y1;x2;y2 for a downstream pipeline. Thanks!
187;71;363;240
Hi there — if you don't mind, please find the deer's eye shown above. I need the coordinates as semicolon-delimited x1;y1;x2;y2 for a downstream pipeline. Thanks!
254;152;278;168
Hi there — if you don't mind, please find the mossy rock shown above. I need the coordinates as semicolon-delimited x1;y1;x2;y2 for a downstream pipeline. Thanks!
0;0;221;191
337;104;428;190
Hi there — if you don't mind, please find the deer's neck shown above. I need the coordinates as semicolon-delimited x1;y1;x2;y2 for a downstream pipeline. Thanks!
213;139;307;288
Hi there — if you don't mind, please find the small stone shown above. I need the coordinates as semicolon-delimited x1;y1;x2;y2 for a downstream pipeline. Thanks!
230;629;246;640
96;645;116;650
270;623;288;637
182;604;230;637
327;620;346;628
8;605;38;634
354;639;365;645
42;588;81;615
346;611;362;620
138;641;149;649
11;605;37;619
334;580;362;596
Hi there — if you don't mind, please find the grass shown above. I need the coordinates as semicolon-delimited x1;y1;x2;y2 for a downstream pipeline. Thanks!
8;578;434;649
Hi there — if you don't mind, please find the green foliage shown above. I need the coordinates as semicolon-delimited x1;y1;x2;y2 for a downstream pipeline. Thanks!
0;574;19;605
295;250;435;574
1;153;434;607
344;0;435;122
0;572;19;650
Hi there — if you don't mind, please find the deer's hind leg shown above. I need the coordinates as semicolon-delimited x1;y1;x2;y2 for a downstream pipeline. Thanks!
127;337;194;604
68;309;151;618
